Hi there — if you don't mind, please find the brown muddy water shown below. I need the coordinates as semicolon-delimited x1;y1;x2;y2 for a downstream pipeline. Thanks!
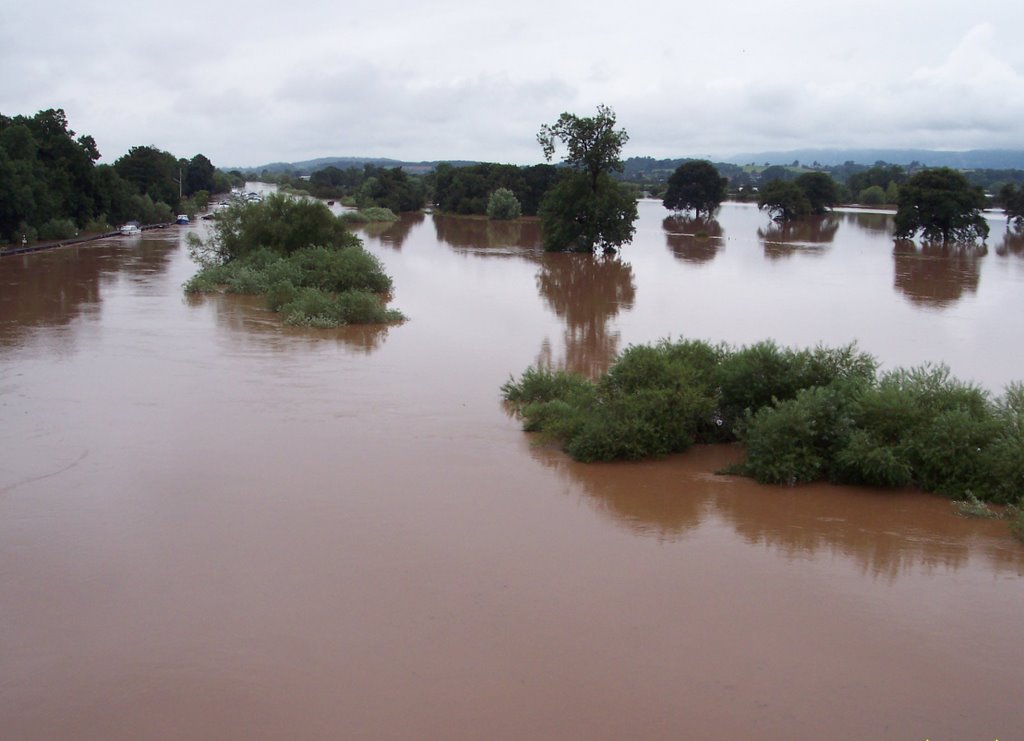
2;200;1023;739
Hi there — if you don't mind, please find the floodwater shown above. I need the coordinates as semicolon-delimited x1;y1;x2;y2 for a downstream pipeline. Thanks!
1;200;1023;739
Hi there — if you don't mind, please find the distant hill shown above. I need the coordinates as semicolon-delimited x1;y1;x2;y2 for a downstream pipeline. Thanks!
719;149;1024;170
233;157;480;175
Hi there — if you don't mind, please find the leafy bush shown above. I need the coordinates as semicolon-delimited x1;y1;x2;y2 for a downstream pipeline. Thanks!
739;383;857;484
339;207;399;224
486;188;522;220
38;218;78;240
183;201;401;327
191;193;358;264
503;337;1024;531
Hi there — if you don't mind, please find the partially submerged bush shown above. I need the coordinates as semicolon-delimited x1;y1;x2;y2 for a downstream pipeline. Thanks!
339;207;399;224
189;193;358;265
503;337;1024;525
184;195;401;327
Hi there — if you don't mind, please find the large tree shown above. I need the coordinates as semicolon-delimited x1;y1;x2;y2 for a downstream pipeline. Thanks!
114;145;181;210
894;168;989;243
794;172;839;214
536;105;637;252
662;160;727;217
758;180;811;222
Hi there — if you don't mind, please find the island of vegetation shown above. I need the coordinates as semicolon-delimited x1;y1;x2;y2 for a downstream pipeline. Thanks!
185;194;402;328
502;338;1024;541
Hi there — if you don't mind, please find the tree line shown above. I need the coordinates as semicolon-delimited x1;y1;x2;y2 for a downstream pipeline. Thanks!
1;108;236;244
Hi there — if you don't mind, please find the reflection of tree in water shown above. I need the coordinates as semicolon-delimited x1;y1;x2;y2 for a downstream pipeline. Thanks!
711;483;1024;580
892;240;984;308
0;239;176;347
201;293;393;354
355;212;424;249
529;445;718;540
759;215;839;260
994;228;1024;257
535;252;635;377
432;214;543;250
841;210;894;234
662;215;724;264
532;442;1024;577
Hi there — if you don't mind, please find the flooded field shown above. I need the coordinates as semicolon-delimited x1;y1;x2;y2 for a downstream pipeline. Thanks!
2;200;1022;739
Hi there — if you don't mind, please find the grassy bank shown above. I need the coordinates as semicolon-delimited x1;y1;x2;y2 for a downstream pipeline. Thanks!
502;338;1024;540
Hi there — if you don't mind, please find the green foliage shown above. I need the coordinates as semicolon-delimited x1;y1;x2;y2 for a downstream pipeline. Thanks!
486;188;522;220
662;160;728;217
280;287;402;328
191;193;358;264
858;185;887;206
539;172;637;252
432;162;560;216
503;338;1022;527
739;383;858;485
339;206;399;224
894;167;989;243
536;106;637;253
758;180;811;221
38;218;77;240
794;172;840;214
184;197;398;328
999;183;1024;230
538;104;629;189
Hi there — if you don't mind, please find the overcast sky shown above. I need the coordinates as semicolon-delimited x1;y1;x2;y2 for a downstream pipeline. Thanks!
2;0;1022;167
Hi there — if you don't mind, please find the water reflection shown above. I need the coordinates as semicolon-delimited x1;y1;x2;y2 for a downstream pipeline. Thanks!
994;228;1024;257
0;239;176;347
534;253;636;377
531;446;715;539
662;216;724;264
758;215;839;259
892;240;984;308
840;209;894;235
432;214;543;251
354;212;424;249
534;443;1024;577
201;293;393;354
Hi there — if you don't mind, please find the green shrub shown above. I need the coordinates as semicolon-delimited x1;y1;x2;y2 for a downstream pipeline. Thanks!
192;193;358;264
501;367;593;409
289;245;392;293
38;218;78;240
739;383;857;485
486;188;522;220
225;266;270;294
265;280;299;311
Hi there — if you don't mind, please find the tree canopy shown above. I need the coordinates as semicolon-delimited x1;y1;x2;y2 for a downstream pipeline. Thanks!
999;183;1024;230
662;160;727;217
538;104;628;190
793;172;839;214
894;168;989;243
536;105;637;252
758;180;811;221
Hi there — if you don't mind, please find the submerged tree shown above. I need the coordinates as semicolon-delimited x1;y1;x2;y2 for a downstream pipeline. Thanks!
894;168;989;243
537;105;638;252
662;160;727;217
758;180;811;221
999;183;1024;230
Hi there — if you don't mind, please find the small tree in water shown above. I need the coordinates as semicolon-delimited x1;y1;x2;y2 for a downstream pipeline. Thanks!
486;188;522;220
